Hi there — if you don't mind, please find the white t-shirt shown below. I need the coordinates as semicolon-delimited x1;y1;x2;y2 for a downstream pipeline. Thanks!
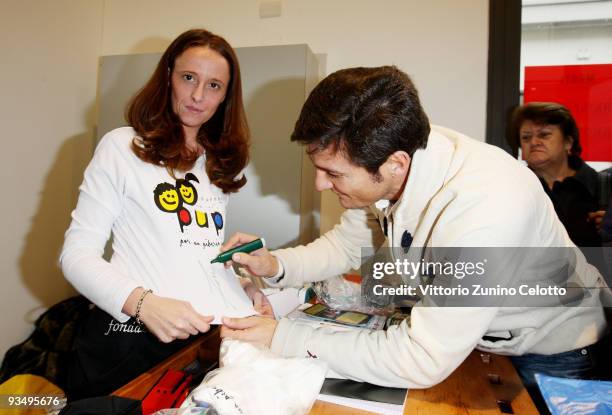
60;127;255;322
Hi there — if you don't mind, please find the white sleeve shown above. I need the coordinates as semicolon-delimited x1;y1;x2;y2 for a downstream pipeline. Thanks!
59;133;139;322
271;306;497;388
271;200;534;387
270;226;516;387
270;208;384;288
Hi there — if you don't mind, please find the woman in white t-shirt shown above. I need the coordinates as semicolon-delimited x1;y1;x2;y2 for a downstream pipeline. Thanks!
60;28;271;398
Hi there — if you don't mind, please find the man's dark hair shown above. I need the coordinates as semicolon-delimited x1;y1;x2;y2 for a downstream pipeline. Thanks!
291;66;430;175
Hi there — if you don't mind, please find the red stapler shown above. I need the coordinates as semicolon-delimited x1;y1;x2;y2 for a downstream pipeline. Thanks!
141;369;192;415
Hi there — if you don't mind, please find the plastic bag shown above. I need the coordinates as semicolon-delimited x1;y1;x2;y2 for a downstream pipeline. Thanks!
535;373;612;414
312;274;394;315
153;407;216;415
181;339;327;415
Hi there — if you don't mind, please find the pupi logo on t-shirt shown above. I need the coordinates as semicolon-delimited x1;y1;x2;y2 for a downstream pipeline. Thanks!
153;173;224;234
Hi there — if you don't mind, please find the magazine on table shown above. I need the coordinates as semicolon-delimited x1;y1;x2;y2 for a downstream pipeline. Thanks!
286;303;388;330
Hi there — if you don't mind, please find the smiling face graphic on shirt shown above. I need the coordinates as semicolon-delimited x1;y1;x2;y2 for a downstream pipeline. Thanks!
179;183;196;204
176;173;199;206
154;183;182;212
153;174;204;232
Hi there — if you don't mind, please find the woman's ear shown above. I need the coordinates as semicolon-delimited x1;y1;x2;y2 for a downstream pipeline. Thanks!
565;136;574;154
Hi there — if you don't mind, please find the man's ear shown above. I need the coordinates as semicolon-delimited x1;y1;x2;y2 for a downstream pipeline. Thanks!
384;151;411;178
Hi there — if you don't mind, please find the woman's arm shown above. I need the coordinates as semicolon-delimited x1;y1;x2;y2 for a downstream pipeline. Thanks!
60;130;213;340
60;132;140;322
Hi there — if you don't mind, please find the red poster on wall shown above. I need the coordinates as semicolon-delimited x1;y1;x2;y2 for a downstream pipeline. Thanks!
524;64;612;162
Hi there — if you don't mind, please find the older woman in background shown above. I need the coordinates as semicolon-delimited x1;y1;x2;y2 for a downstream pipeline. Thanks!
512;102;610;247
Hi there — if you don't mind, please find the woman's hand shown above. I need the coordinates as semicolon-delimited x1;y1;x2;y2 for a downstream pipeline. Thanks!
221;232;280;278
123;288;213;343
240;279;274;317
588;210;606;231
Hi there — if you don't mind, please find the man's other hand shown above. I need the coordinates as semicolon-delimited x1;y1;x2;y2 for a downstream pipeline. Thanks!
221;316;278;348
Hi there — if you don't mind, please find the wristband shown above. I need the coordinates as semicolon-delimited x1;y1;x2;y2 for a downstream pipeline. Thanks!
271;256;285;279
265;256;285;284
134;289;153;325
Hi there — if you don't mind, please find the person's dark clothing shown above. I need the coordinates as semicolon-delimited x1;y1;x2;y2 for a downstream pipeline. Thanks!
66;307;197;400
539;157;609;247
603;202;612;245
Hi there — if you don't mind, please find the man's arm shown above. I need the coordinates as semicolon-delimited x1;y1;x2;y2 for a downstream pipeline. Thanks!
270;306;497;388
224;207;384;287
222;305;497;389
271;207;384;287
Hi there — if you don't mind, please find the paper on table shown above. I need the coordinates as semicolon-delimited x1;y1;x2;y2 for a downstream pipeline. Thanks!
317;376;407;414
317;394;404;415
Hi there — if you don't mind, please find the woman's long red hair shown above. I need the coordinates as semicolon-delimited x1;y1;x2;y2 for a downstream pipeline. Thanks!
126;29;249;193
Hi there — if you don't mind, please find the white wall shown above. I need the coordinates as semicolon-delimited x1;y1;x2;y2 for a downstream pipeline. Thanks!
100;0;489;140
0;1;104;361
522;0;612;24
0;0;489;359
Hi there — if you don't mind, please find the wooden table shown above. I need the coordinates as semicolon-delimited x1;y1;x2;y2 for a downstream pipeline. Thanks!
114;328;538;414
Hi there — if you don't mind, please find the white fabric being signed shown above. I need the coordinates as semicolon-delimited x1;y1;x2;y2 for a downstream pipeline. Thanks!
197;263;259;325
181;339;327;415
261;287;306;318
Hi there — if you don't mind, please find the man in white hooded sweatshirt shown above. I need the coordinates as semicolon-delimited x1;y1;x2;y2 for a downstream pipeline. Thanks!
221;66;610;412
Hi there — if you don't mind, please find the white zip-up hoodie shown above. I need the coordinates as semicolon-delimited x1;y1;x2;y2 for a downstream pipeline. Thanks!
268;126;607;388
